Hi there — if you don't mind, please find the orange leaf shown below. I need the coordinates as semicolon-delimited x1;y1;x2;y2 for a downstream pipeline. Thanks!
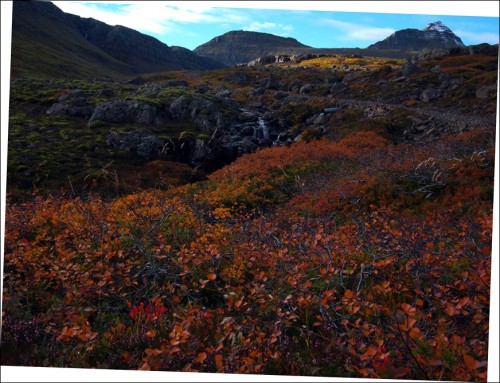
215;354;223;371
145;330;156;338
401;303;416;316
208;273;217;281
195;352;207;364
457;297;470;309
445;304;456;316
344;289;354;299
463;354;480;370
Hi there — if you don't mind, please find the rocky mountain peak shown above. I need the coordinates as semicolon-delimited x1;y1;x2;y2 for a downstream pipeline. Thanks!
369;21;465;51
423;21;452;33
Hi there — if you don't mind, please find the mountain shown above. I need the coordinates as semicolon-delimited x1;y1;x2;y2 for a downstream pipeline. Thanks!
10;0;225;79
368;21;465;51
193;30;311;66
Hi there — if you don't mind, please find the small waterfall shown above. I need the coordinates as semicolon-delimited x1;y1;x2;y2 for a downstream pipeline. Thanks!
257;116;269;140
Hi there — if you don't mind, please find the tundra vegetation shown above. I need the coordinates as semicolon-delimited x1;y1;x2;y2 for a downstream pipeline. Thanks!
2;51;497;381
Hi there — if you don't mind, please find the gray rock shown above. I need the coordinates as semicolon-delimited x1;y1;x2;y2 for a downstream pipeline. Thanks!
288;80;302;92
239;111;258;122
265;74;280;90
163;79;189;87
476;84;497;99
313;113;326;125
299;84;313;94
223;72;252;85
123;76;145;85
169;94;225;132
400;62;420;76
47;90;95;118
273;91;288;100
47;102;95;118
329;82;347;95
324;107;340;114
431;65;441;74
106;129;164;159
420;88;441;102
251;87;266;96
100;88;114;97
416;125;428;132
216;89;232;98
89;100;162;125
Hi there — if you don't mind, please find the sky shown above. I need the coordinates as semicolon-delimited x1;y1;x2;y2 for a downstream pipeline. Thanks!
51;1;500;50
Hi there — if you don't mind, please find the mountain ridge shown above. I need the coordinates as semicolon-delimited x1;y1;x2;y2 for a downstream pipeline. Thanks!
11;0;225;79
194;30;311;66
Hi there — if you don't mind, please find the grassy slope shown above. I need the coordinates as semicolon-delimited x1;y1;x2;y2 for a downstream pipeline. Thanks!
10;3;133;80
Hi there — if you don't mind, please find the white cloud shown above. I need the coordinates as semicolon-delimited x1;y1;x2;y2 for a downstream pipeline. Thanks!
454;29;499;45
320;18;395;42
243;21;294;33
52;1;248;35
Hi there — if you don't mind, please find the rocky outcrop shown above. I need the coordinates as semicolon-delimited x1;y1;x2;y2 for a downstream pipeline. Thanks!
169;95;226;132
106;129;165;159
88;100;164;125
413;43;499;61
46;90;95;118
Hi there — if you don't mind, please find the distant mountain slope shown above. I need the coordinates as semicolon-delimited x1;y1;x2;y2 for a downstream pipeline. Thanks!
194;30;311;66
11;0;225;80
369;21;465;51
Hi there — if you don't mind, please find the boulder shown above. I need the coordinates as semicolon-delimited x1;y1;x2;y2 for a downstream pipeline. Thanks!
47;90;94;118
420;88;441;102
476;84;497;99
223;72;253;85
273;91;288;100
264;74;280;90
169;94;225;132
299;84;313;94
400;62;421;76
88;100;162;125
106;129;164;159
100;88;114;97
163;79;189;87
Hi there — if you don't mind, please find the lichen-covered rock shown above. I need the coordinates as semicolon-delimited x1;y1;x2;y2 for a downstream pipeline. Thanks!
169;94;225;132
88;100;163;125
106;129;164;159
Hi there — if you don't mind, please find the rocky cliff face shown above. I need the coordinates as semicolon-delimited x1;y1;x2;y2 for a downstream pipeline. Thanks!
194;30;311;66
369;21;465;51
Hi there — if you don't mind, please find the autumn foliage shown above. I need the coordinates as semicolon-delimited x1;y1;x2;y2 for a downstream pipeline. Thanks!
1;123;494;381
